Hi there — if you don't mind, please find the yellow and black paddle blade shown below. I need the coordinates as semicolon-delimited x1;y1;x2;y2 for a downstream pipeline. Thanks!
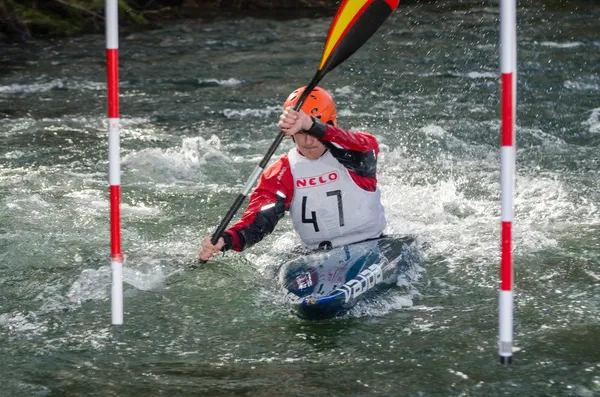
319;0;399;75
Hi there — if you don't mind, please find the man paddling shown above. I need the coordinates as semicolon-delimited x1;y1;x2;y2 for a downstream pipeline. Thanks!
200;86;386;261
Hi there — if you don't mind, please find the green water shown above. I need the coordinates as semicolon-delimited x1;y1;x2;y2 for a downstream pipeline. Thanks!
1;1;599;395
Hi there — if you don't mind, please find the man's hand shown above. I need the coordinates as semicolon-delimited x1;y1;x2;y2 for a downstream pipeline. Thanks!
278;107;313;137
200;236;225;261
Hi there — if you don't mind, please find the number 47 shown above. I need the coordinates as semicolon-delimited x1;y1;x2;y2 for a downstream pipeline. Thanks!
301;190;345;232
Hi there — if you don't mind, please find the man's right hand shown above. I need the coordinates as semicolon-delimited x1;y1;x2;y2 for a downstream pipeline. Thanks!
279;107;313;137
200;236;225;261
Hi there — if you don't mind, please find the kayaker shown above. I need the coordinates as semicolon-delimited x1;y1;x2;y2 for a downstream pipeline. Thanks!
200;86;387;261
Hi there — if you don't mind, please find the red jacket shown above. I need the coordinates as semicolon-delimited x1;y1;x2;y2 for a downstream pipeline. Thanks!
223;120;380;252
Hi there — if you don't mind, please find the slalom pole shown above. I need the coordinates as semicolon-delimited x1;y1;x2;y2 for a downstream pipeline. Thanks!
106;0;123;325
499;0;516;364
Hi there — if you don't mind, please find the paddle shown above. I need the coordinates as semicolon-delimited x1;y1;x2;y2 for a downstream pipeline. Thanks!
200;0;400;265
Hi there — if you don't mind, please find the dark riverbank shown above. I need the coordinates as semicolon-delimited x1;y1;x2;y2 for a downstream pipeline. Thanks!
1;0;595;44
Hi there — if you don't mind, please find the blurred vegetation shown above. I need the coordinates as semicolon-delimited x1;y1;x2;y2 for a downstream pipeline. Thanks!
0;0;339;42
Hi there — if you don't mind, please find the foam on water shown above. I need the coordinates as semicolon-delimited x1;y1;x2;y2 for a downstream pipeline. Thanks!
0;117;38;137
123;265;183;291
337;108;374;118
0;311;48;337
519;127;566;146
122;135;234;184
222;105;280;119
0;78;115;95
64;189;109;214
564;80;600;91
0;79;64;94
65;267;112;306
583;108;600;134
382;178;498;267
334;85;363;100
376;125;600;288
198;78;243;86
465;71;497;79
244;230;300;278
516;174;600;232
0;156;188;339
0;115;155;142
0;259;181;340
6;193;51;210
539;41;584;48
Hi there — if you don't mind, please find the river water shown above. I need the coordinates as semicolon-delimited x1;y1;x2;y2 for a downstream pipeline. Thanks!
1;1;599;395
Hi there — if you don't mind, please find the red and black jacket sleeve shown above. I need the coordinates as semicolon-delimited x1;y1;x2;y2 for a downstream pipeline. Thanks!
221;156;294;252
306;118;379;192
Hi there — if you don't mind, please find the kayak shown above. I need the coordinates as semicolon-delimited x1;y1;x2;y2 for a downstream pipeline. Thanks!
277;235;419;320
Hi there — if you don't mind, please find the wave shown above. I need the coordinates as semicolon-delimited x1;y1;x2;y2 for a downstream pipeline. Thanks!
539;41;584;48
583;108;600;134
222;105;280;119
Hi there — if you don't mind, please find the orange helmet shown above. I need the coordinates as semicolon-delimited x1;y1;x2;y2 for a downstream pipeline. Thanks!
283;86;337;126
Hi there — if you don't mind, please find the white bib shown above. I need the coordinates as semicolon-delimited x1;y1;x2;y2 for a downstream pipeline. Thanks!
288;148;386;249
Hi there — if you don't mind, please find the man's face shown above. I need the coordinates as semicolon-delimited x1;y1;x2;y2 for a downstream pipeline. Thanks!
294;132;326;160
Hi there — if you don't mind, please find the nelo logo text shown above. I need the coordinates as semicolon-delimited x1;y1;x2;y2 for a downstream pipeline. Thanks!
295;172;339;189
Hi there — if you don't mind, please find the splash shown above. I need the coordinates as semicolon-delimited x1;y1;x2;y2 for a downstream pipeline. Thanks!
123;265;183;291
122;135;233;184
583;108;600;134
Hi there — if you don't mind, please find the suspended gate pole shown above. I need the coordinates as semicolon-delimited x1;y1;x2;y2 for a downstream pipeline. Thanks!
499;0;517;364
106;0;123;325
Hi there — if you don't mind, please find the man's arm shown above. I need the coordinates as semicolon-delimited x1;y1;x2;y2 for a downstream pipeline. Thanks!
306;118;379;191
222;156;294;252
312;121;379;154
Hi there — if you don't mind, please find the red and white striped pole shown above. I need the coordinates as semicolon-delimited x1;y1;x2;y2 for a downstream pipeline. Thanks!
499;0;516;364
106;0;123;325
